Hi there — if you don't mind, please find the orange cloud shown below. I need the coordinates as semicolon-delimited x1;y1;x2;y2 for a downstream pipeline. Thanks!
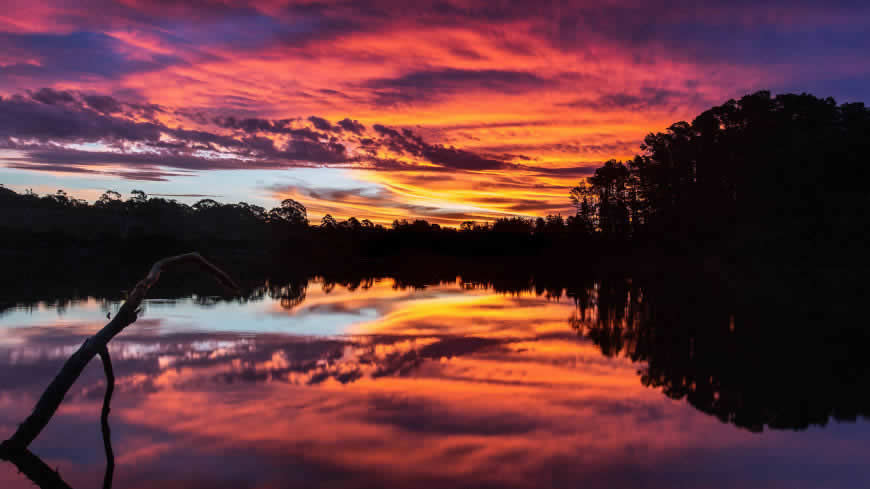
2;0;868;223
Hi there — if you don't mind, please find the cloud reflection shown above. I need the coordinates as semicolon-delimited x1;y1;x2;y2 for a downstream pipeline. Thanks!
1;278;869;488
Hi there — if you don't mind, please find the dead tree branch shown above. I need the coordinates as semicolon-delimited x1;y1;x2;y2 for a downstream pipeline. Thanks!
1;448;73;489
0;253;240;475
98;347;115;489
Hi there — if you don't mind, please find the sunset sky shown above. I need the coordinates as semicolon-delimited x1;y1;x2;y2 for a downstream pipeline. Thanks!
1;1;868;225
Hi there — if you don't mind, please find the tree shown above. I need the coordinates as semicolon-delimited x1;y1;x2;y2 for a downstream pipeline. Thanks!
193;199;221;211
237;202;267;221
588;160;630;237
50;189;70;206
492;217;533;233
569;181;596;234
269;198;307;226
96;190;122;207
534;217;546;234
345;217;361;230
129;190;148;205
544;214;565;232
320;214;337;229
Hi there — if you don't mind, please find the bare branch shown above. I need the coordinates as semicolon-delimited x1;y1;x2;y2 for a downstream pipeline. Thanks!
0;448;73;489
0;252;240;457
98;347;115;489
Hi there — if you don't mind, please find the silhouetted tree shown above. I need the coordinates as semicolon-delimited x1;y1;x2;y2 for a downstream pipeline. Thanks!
344;217;361;230
96;191;123;209
320;214;337;229
569;181;596;234
129;190;147;205
269;198;307;226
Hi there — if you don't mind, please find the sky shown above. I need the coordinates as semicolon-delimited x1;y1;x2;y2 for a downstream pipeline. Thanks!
1;1;868;225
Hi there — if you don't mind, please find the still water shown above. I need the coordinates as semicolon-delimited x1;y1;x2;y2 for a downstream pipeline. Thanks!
1;276;868;489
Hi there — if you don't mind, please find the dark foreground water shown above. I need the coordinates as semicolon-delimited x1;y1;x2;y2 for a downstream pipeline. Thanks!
1;273;868;489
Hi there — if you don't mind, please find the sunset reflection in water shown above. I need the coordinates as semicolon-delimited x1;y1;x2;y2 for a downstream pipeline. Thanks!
1;278;868;489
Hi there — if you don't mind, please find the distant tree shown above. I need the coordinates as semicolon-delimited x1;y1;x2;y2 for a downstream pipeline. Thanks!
345;216;361;230
410;219;432;232
50;189;70;206
321;214;337;229
492;216;533;233
237;202;267;221
129;190;148;204
96;190;122;207
193;199;221;211
588;160;630;237
544;214;565;232
569;181;596;234
269;198;307;226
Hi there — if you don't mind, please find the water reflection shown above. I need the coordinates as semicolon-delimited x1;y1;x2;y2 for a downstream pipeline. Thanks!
569;273;870;433
1;272;868;489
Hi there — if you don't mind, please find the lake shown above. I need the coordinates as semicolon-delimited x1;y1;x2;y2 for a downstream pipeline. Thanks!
1;272;868;489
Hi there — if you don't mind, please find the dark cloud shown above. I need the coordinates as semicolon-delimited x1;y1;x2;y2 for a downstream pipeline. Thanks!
268;183;468;220
371;123;511;171
5;147;246;171
1;88;603;182
337;118;366;135
372;124;402;138
28;88;76;105
213;116;328;141
0;92;354;178
515;164;596;179
82;94;123;114
558;87;691;111
213;116;288;133
3;159;191;181
474;196;571;214
363;68;558;106
434;120;568;131
3;162;96;175
111;169;191;181
277;139;347;164
420;145;504;171
447;45;485;60
477;141;637;157
304;187;378;203
0;94;164;141
307;116;336;132
0;31;183;80
150;193;223;198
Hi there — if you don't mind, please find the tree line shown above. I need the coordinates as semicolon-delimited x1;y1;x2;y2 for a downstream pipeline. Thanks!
2;90;866;262
0;183;603;263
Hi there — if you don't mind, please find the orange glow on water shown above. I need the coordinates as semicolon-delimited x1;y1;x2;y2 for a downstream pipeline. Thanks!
2;278;869;488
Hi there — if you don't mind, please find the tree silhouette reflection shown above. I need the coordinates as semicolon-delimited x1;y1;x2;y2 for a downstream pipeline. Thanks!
569;268;869;432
